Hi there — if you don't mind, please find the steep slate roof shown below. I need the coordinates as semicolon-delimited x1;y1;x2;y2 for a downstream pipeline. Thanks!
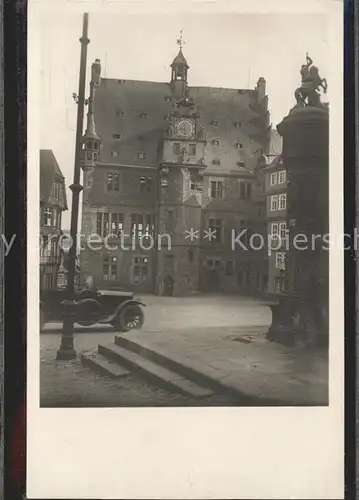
93;72;267;175
40;149;68;208
171;49;189;68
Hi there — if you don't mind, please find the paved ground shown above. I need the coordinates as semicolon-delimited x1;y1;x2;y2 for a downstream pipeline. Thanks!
40;295;328;406
43;294;271;334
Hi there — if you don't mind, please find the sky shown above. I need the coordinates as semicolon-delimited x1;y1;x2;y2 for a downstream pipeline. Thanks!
40;11;331;229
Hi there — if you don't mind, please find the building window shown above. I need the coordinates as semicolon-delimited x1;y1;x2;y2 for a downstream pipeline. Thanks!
137;151;146;159
234;120;242;128
275;277;285;293
279;222;287;239
207;259;221;268
225;261;234;276
211;138;220;146
112;134;121;140
103;255;118;281
131;214;143;239
173;143;181;155
110;213;124;238
239;181;252;200
188;249;193;262
139;176;152;194
270;172;278;185
139;112;148;119
103;212;110;237
133;256;148;284
107;172;120;191
271;222;279;238
276;252;286;270
208;219;222;242
131;214;154;240
237;161;245;168
189;144;196;156
279;193;287;210
235;142;243;149
210;180;223;200
278;170;286;184
190;180;203;192
211;119;219;126
43;207;54;226
270;195;279;211
212;158;220;166
110;151;119;158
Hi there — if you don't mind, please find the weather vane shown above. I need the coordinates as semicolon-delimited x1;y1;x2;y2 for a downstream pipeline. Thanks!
177;30;185;49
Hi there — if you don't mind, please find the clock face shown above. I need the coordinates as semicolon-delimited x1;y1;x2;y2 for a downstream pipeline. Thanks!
176;119;194;138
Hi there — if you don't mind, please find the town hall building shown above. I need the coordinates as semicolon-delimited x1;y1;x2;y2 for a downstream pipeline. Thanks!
79;41;281;296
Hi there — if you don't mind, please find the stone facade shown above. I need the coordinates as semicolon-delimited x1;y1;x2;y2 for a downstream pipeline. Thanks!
79;47;277;296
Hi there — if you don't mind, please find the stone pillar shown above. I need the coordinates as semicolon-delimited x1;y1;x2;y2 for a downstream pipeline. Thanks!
266;77;329;347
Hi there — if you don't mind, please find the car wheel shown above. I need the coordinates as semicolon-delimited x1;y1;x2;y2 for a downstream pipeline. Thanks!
119;304;144;332
76;298;101;327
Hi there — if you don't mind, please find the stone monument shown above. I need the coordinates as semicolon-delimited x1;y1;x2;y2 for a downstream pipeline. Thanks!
266;54;329;347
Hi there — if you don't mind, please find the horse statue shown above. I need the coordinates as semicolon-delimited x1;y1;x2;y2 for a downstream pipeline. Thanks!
294;53;328;107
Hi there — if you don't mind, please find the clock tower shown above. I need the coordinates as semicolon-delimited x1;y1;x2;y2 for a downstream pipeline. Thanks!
157;80;207;296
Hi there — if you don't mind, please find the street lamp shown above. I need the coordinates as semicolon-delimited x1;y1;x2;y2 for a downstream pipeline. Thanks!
56;13;90;360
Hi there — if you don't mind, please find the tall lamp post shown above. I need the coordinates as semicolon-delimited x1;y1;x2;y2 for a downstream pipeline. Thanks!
56;13;89;360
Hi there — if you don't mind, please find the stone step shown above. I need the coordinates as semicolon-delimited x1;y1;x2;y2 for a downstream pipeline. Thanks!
98;343;214;398
114;335;230;395
81;352;130;379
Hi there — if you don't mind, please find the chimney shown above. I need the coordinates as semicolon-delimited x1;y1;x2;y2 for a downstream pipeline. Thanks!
91;58;101;86
256;77;266;103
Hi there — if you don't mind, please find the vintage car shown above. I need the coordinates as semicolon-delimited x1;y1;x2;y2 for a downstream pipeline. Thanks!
40;287;146;332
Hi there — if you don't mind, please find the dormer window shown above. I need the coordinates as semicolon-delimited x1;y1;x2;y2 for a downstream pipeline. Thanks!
138;151;146;159
212;158;221;166
165;96;171;102
116;110;124;117
112;134;121;140
111;151;119;158
139;112;148;119
211;119;219;126
235;142;243;149
211;138;220;146
237;161;245;168
234;120;242;128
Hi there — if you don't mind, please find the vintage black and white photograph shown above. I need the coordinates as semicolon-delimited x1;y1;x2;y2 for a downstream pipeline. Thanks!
27;1;344;498
37;8;333;409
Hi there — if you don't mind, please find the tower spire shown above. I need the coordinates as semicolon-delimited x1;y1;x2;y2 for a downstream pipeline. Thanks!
170;31;189;89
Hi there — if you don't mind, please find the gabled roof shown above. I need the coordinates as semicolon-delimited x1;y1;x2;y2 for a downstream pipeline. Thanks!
40;149;68;208
93;77;266;174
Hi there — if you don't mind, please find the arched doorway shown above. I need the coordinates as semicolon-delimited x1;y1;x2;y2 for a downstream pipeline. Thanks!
163;275;174;296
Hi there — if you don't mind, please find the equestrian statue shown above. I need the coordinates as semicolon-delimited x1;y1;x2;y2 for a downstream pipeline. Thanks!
294;53;328;107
